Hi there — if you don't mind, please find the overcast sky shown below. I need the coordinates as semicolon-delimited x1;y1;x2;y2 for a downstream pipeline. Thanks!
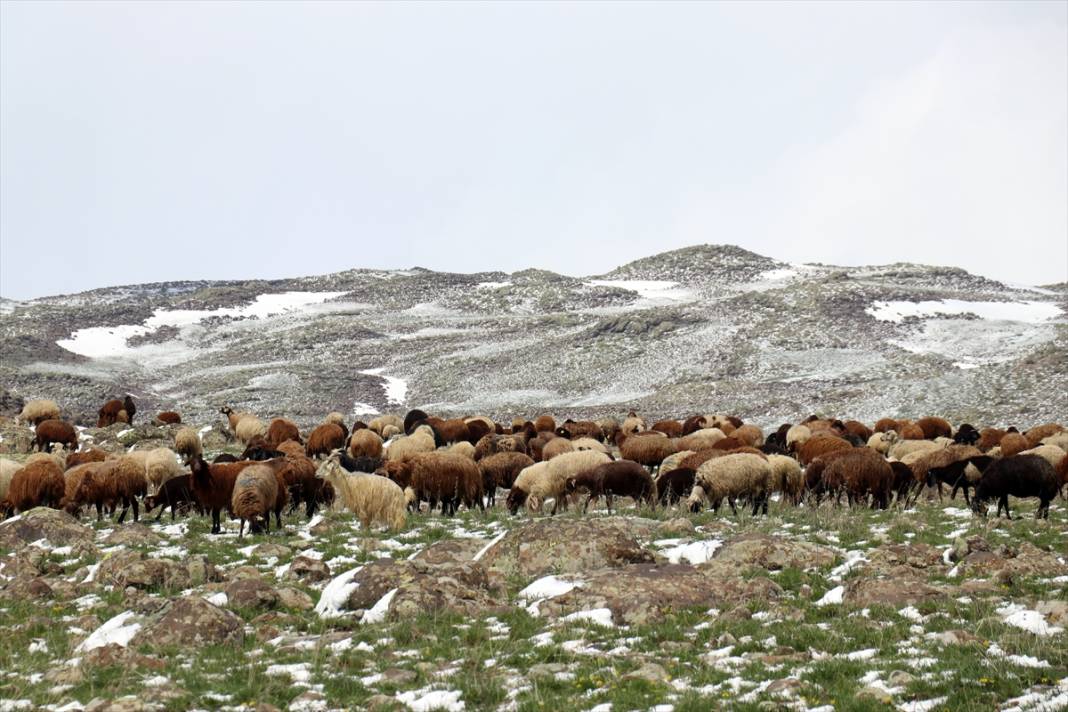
1;1;1065;299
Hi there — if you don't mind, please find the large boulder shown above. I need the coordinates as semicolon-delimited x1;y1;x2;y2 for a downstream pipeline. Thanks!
135;596;243;648
844;570;949;607
712;534;836;571
102;523;163;548
479;518;656;578
0;507;94;551
955;541;1067;580
225;577;280;610
538;562;783;626
95;551;218;591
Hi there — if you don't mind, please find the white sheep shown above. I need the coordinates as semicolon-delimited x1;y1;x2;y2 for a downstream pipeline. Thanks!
693;453;772;515
677;428;726;452
786;424;813;452
767;454;803;504
144;447;185;495
316;455;406;530
1019;445;1066;469
17;399;60;426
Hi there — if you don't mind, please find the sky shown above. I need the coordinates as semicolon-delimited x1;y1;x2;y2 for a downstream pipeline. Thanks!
1;1;1066;299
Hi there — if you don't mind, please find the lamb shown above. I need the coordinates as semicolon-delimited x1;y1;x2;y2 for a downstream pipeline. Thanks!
823;447;894;509
231;463;281;537
265;418;302;447
677;427;726;452
306;422;347;459
655;467;696;505
155;411;182;425
766;454;803;505
348;428;384;459
173;427;203;463
972;454;1059;519
275;440;307;459
915;417;952;440
61;463;105;519
620;432;675;472
690;453;771;515
33;419;78;453
407;451;483;515
17;399;60;426
478;452;535;507
145;447;187;495
316;454;407;530
368;414;404;438
564;460;656;512
1;459;65;514
143;475;202;521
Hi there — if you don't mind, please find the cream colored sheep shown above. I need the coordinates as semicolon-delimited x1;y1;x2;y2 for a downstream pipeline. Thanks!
1020;445;1067;469
767;454;803;504
570;437;608;454
888;438;943;461
174;426;203;463
659;450;696;474
17;399;60;426
786;424;812;452
677;428;726;452
693;453;772;515
145;447;185;495
385;426;436;462
447;441;476;459
316;455;406;530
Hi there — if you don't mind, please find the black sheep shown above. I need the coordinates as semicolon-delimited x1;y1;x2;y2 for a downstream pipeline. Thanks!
212;453;239;463
655;467;696;505
564;460;656;513
954;424;980;446
972;455;1058;520
143;475;203;521
925;456;993;505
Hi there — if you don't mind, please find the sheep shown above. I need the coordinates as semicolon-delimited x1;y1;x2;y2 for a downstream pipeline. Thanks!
823;447;894;509
908;444;982;486
954;423;980;446
978;428;1007;452
108;455;150;522
434;418;471;445
677;427;726;452
18;399;60;426
1057;453;1068;497
155;411;182;425
679;448;724;471
212;453;239;463
407;451;483;515
306;422;347;459
924;456;994;505
464;418;495;445
368;414;403;437
655;467;696;505
61;463;105;518
1;459;65;514
651;420;683;438
766;454;803;505
316;454;407;530
691;453;771;515
1000;432;1030;458
842;420;873;443
1019;445;1067;470
385;426;436;463
570;437;608;454
265;418;302;447
785;424;811;452
33;419;78;453
381;424;401;440
541;437;574;461
803;448;858;505
597;417;620;444
620;432;675;471
1025;423;1065;448
972;455;1059;519
872;417;897;433
681;415;707;436
447;441;476;459
867;429;899;455
659;449;696;475
275;440;306;459
189;455;259;534
404;409;430;435
911;416;950;440
348;428;384;459
507;451;612;515
705;414;740;434
887;438;942;462
219;406;266;444
797;435;852;466
0;459;21;505
143;475;202;521
710;436;745;452
559;420;602;441
66;447;107;470
98;395;136;427
534;415;556;433
478;452;535;507
231;463;281;537
621;414;645;437
1040;432;1068;452
145;447;186;495
731;424;764;447
898;422;925;440
564;460;656;512
173;427;203;463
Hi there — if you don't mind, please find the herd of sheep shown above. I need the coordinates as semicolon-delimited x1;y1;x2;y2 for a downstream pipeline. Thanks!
1;397;1066;537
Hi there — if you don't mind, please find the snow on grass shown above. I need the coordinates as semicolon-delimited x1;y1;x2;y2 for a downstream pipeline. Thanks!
516;576;582;615
866;299;1063;324
362;588;397;624
815;586;845;606
352;402;380;416
314;566;362;619
657;539;723;565
395;686;465;712
477;281;511;290
76;611;142;652
265;662;312;683
829;550;867;581
561;608;615;627
841;648;878;661
986;643;1051;668
585;280;694;304
203;592;228;607
472;530;507;561
996;603;1065;637
898;697;948;712
360;368;408;405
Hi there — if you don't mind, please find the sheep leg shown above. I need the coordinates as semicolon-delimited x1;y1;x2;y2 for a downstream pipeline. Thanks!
132;498;139;522
582;494;593;514
727;498;737;516
238;519;245;538
605;493;613;513
116;499;129;524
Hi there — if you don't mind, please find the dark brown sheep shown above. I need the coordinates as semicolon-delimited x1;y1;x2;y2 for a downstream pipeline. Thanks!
278;454;324;518
678;448;724;471
189;455;260;534
155;411;182;425
464;418;494;445
842;420;873;442
2;459;65;514
710;436;745;452
565;460;656;513
973;454;1059;519
655;467;696;505
34;419;78;452
306;423;346;459
731;424;764;447
98;395;136;427
376;460;412;490
265;418;302;447
681;415;707;436
873;418;898;433
66;447;107;470
478;452;534;506
797;435;852;466
403;409;430;435
231;463;281;537
408;452;483;516
651;420;683;438
620;433;675;471
978;428;1007;452
823;447;893;509
560;420;602;441
143;475;202;521
915;417;952;440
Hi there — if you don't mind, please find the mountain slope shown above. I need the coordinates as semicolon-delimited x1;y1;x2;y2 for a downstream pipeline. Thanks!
1;244;1065;429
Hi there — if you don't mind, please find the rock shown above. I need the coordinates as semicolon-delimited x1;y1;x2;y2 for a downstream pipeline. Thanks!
889;670;915;686
950;537;970;563
84;644;165;670
929;629;981;645
365;694;398;710
102;523;162;547
96;552;189;590
479;517;656;578
277;587;314;611
866;543;945;572
382;667;418;685
184;556;218;586
228;565;265;581
288;691;327;711
856;687;893;704
0;507;94;550
1035;600;1068;625
85;696;150;712
538;562;782;626
135;596;243;647
309;517;336;537
622;662;670;684
766;678;801;695
411;538;487;565
957;542;1067;579
657;518;695;537
342;558;506;621
286;556;331;583
45;666;85;685
712;534;835;571
2;576;53;599
844;571;948;607
251;542;292;559
225;578;280;610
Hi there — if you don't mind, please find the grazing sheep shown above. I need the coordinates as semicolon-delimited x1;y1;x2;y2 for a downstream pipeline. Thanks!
173;427;203;463
972;455;1059;519
34;419;78;453
731;424;764;447
145;447;186;495
98;396;135;427
621;414;646;437
565;460;656;512
1000;432;1030;458
797;435;852;466
953;423;980;446
1057;453;1068;497
306;422;347;459
435;418;471;445
766;454;803;505
705;414;740;434
915;417;952;440
655;467;696;505
785;424;811;453
212;453;239;464
1019;445;1067;469
908;445;982;486
143;475;202;521
60;463;104;518
189;455;258;534
659;449;696;475
691;453;771;515
231;463;280;537
348;428;384;459
597;418;620;444
1025;423;1065;448
0;459;21;505
541;437;574;461
66;448;107;470
873;417;898;433
924;456;994;505
710;436;745;452
447;441;476;459
679;448;724;471
2;459;65;514
824;448;894;509
681;415;707;436
677;428;726;452
385;426;436;463
978;428;1007;452
404;409;430;435
506;462;553;515
265;418;302;447
842;420;873;443
155;411;182;425
275;440;306;459
651;420;683;438
18;399;60;426
898;422;924;440
366;414;402;437
407;451;483;515
109;455;151;522
887;438;942;462
621;432;675;471
316;454;407;530
479;452;535;507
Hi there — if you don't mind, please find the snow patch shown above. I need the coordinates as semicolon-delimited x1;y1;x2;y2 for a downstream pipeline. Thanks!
997;603;1065;637
362;588;397;624
866;299;1062;324
658;539;723;565
395;686;465;712
561;608;615;627
76;611;142;652
314;566;363;619
815;586;845;606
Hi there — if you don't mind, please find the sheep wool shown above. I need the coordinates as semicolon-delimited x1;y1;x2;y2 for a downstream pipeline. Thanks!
694;453;771;514
316;455;407;530
231;463;280;536
173;427;203;463
18;399;60;426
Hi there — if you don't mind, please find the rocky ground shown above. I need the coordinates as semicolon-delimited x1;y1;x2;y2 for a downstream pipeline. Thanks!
1;485;1065;711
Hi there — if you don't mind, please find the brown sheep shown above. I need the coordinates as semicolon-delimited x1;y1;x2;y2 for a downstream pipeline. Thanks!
17;399;60;427
275;440;306;459
620;433;676;471
437;418;471;445
464;418;494;445
1000;432;1029;458
534;415;556;433
231;463;280;537
376;460;412;489
681;415;707;435
678;448;725;471
98;395;136;427
565;460;656;512
2;459;65;514
677;428;726;451
710;436;745;452
1056;453;1067;496
797;435;852;466
873;418;898;433
478;452;535;507
541;437;574;461
265;418;302;447
842;420;873;442
731;424;764;447
560;420;603;441
34;419;78;452
651;420;683;438
189;455;260;534
824;447;894;509
155;411;182;425
915;417;952;440
908;445;983;487
348;428;384;459
898;422;925;440
66;447;107;470
978;428;1006;452
1025;423;1065;448
174;427;203;463
306;423;347;459
408;452;483;515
